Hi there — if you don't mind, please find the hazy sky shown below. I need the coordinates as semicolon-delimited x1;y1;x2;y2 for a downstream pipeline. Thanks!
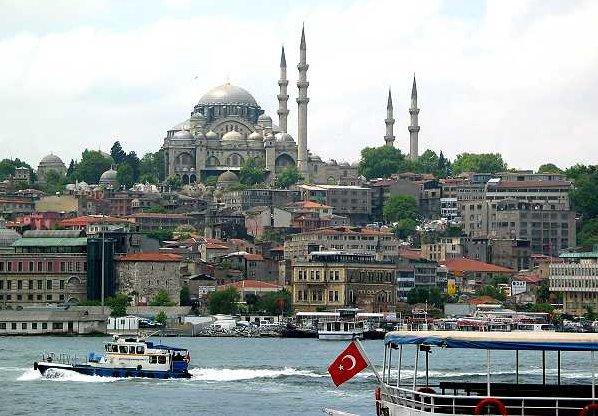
1;0;597;171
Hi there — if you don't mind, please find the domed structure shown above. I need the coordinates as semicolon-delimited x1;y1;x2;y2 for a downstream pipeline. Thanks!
37;153;67;183
0;217;21;248
205;130;218;140
248;131;263;141
277;132;295;143
99;167;118;188
217;170;238;187
198;83;258;106
172;130;194;141
222;131;244;142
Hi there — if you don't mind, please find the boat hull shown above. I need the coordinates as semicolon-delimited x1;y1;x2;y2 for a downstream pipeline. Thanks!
318;331;364;341
34;361;191;379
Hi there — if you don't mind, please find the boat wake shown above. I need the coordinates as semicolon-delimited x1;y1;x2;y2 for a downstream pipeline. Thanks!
188;367;324;382
18;368;122;383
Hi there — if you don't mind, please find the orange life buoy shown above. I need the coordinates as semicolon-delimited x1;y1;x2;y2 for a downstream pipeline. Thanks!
580;403;598;416
415;387;437;404
475;398;508;416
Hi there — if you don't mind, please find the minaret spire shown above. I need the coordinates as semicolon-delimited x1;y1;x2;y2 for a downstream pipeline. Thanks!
277;45;289;133
297;24;309;179
408;74;420;161
384;87;395;147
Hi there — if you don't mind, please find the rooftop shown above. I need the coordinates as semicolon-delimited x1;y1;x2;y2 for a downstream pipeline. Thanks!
12;237;88;248
116;253;183;262
60;215;130;227
442;257;515;274
218;279;282;291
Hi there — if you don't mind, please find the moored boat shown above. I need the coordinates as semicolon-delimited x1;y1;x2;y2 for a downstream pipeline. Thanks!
33;334;191;379
375;330;598;415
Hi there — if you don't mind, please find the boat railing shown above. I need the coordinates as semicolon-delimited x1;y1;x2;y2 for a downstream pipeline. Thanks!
41;352;82;366
379;384;595;415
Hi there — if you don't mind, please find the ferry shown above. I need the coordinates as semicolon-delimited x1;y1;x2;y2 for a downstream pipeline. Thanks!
318;319;365;341
375;330;598;415
33;335;191;379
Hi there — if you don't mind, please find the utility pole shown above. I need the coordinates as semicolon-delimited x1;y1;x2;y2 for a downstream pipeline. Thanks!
101;232;105;315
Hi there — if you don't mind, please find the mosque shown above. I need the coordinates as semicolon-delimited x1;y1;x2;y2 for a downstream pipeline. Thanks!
161;27;371;186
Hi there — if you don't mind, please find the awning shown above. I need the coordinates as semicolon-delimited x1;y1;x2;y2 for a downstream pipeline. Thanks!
385;330;598;351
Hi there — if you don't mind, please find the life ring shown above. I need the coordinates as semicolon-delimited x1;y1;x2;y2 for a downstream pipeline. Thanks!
414;387;437;404
580;403;598;416
475;398;508;416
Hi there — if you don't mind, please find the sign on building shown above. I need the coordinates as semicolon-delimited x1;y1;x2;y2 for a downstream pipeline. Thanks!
511;280;527;296
447;279;457;296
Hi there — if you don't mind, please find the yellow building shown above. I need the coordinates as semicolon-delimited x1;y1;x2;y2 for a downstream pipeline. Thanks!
291;252;396;313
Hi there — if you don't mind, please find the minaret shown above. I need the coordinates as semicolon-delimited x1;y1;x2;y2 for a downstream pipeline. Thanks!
384;88;395;147
277;46;289;133
408;75;420;161
296;25;309;177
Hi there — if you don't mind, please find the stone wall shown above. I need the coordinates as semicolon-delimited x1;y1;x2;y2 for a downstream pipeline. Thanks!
115;261;181;306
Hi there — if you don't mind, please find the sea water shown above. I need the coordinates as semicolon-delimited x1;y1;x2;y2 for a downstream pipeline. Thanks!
0;336;593;415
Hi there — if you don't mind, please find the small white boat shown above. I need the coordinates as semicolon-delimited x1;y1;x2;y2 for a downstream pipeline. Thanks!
318;320;365;341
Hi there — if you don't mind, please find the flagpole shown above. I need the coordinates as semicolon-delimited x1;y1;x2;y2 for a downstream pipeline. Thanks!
354;338;382;384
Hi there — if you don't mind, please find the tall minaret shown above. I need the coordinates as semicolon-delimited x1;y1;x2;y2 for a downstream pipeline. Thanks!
296;25;309;177
277;45;289;133
408;75;420;161
384;88;395;147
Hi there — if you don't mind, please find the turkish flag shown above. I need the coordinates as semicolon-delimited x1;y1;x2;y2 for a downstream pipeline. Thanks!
328;341;369;386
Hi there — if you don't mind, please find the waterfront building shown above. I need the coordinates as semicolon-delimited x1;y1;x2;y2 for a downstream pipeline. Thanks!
441;257;516;294
284;226;399;261
217;279;282;302
0;308;106;335
371;174;441;221
60;215;131;234
127;212;194;232
549;247;598;315
115;253;183;306
0;230;88;308
291;251;395;313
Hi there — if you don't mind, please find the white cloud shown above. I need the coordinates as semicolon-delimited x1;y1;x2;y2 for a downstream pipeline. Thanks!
0;0;597;171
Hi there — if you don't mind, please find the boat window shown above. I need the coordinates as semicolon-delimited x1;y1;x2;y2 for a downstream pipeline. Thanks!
105;344;111;352
129;346;135;354
112;345;118;352
334;322;341;331
149;356;157;364
119;346;127;353
158;356;166;364
136;346;144;354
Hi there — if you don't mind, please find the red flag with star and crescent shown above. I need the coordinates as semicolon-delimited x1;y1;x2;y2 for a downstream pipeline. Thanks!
328;340;369;386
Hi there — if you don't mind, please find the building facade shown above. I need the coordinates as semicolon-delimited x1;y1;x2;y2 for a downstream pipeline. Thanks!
549;248;598;315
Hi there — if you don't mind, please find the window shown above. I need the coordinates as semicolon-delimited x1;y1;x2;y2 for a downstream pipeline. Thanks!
46;280;52;290
0;280;3;290
47;262;53;272
17;280;22;290
60;280;65;290
60;262;66;272
37;295;42;301
7;262;12;271
52;323;63;330
22;323;27;330
32;323;37;330
37;262;43;272
42;323;47;330
0;323;5;330
7;280;11;290
18;262;23;272
11;323;17;330
0;262;3;272
46;294;52;301
119;346;127;353
158;356;167;364
129;346;135;354
28;294;33;301
150;356;157;364
37;280;42;290
136;346;144;354
28;262;34;272
28;280;33;290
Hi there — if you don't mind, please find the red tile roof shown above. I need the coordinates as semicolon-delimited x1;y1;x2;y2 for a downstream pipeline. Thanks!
442;257;515;274
205;243;230;250
467;296;501;305
514;274;545;284
60;215;130;227
244;254;264;261
218;280;282;291
270;245;284;251
289;201;333;209
398;248;424;260
128;213;192;219
116;253;182;262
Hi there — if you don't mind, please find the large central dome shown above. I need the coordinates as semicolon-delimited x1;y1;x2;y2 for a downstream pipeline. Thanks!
198;83;258;106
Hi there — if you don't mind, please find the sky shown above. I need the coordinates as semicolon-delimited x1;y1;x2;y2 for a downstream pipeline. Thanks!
1;0;597;171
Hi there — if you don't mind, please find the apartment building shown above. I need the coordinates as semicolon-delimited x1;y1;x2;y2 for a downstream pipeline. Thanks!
549;248;598;315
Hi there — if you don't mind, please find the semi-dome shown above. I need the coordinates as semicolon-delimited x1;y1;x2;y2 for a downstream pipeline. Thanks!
277;132;295;143
222;131;243;142
217;170;238;183
172;130;194;140
206;130;218;140
40;154;64;165
198;83;258;106
248;131;263;141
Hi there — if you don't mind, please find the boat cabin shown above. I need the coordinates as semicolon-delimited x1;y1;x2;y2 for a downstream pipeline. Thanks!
377;330;598;416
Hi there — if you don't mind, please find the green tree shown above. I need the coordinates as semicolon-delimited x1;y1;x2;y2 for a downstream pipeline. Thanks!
570;170;598;219
383;195;420;223
43;170;68;194
256;290;292;315
106;294;130;317
208;287;240;315
0;158;33;181
476;284;506;302
451;153;507;174
529;303;554;313
124;151;141;183
239;158;266;185
146;205;168;214
584;306;597;321
75;150;112;183
139;150;164;183
149;289;176;306
406;287;444;307
66;159;76;181
110;141;127;165
393;218;418;239
155;310;168;325
537;163;563;174
117;163;134;188
273;166;304;188
166;175;183;189
436;151;452;178
147;228;174;241
358;146;405;179
418;150;439;175
579;218;598;248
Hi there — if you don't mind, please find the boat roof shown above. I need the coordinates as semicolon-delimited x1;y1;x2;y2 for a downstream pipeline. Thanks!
385;330;598;351
145;342;188;352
